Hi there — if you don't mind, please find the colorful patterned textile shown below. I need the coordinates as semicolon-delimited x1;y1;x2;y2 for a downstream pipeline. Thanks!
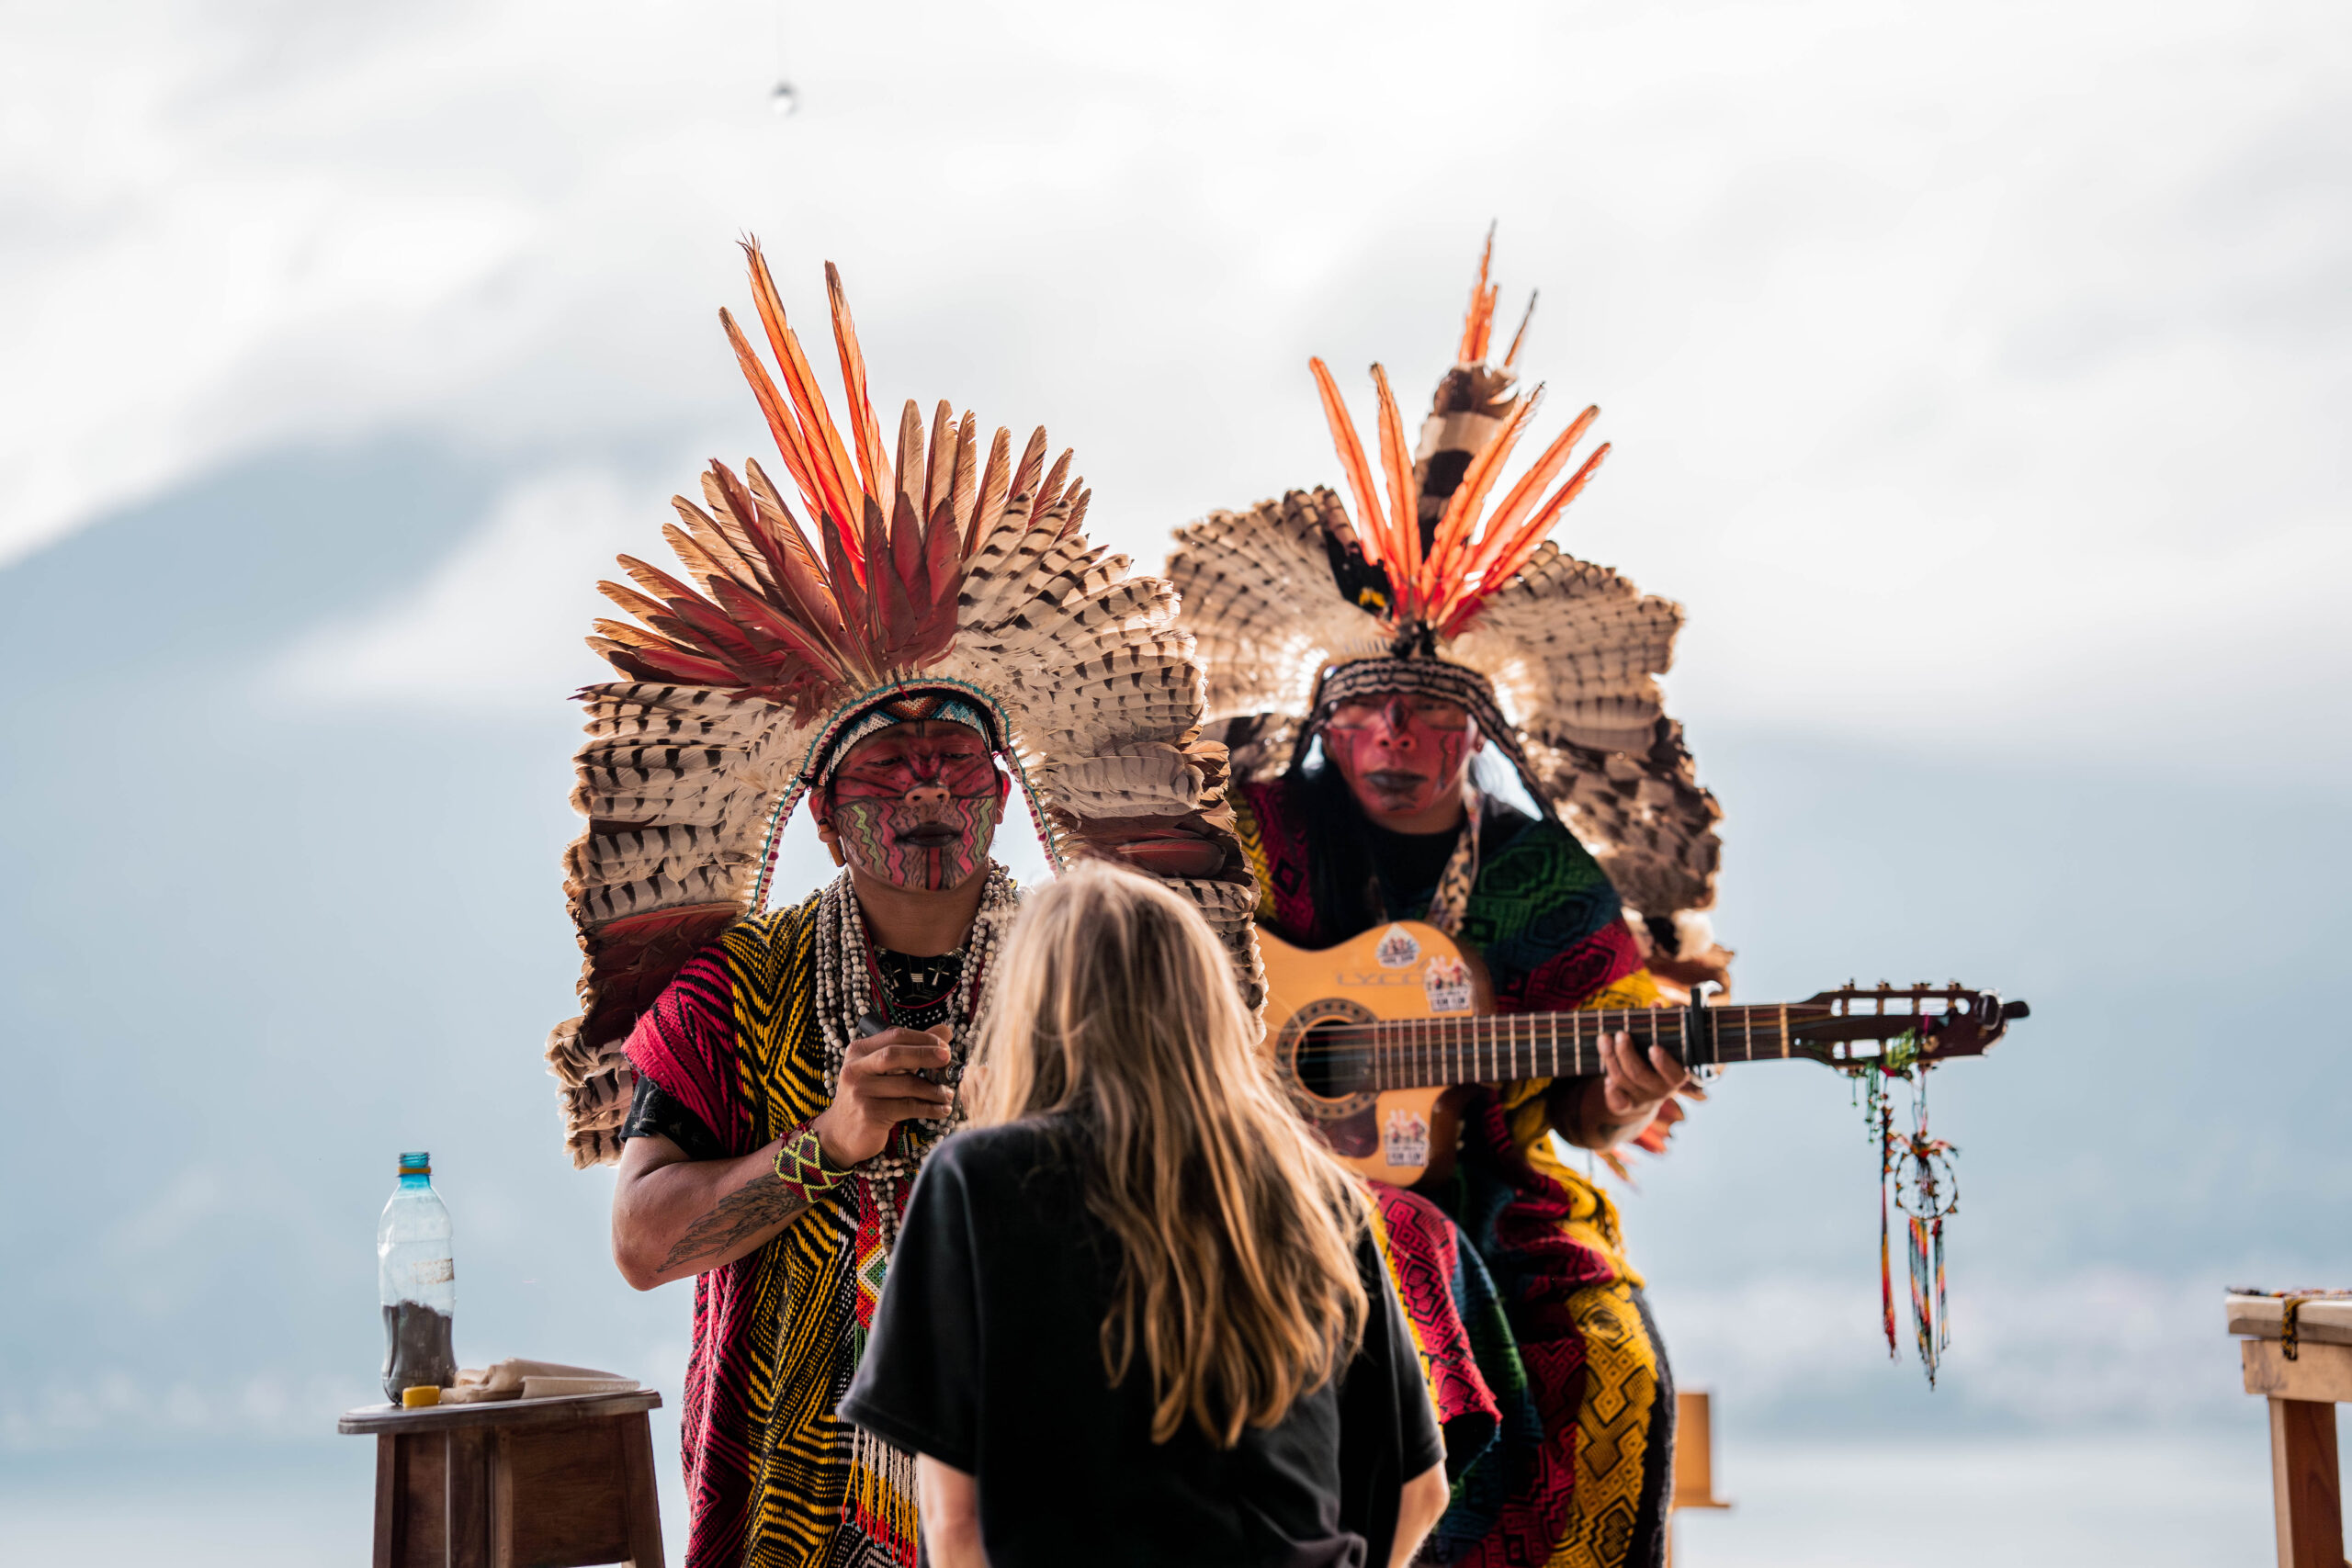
1237;775;1674;1568
625;895;918;1568
1369;1184;1502;1473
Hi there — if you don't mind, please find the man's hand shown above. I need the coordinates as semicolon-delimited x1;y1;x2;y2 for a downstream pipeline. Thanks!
812;1023;956;1168
1562;1031;1693;1150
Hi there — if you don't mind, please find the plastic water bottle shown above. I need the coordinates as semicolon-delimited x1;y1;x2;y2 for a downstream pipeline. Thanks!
379;1151;458;1403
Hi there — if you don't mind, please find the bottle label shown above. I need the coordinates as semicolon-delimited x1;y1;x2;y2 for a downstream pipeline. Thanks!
410;1258;455;1286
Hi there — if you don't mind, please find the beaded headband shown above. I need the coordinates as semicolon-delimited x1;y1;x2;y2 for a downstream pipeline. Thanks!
812;691;1000;784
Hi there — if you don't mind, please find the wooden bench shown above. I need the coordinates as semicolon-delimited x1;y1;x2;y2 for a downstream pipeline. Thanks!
2228;1292;2351;1568
340;1389;664;1568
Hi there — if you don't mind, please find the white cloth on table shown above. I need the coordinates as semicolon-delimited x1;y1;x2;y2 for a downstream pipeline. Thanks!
438;1359;639;1403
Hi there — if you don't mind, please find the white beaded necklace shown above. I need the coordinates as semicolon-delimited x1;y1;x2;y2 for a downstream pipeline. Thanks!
812;862;1019;1250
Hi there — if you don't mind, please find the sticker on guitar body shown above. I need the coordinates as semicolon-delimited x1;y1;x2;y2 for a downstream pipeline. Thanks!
1381;1108;1430;1168
1374;926;1421;967
1420;955;1474;1014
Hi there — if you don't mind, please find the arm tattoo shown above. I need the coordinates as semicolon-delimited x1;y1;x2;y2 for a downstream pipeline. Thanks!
659;1173;813;1272
658;1121;847;1275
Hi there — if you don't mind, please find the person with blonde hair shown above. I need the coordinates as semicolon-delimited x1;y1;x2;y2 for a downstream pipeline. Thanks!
841;861;1449;1566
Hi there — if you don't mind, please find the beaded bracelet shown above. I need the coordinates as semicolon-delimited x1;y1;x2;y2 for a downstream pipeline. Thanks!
774;1121;850;1195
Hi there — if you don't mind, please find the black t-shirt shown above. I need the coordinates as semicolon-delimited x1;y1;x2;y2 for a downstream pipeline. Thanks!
1360;818;1460;914
840;1119;1443;1568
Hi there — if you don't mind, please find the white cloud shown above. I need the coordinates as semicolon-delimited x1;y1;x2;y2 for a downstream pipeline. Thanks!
6;0;2347;768
276;464;646;705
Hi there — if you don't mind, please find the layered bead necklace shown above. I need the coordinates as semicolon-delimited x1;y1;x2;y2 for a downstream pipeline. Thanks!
812;862;1019;1249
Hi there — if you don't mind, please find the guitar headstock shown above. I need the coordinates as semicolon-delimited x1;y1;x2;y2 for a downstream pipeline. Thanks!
1784;981;2029;1068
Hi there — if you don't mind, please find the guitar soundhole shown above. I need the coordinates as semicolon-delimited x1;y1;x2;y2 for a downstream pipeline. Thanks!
1295;1014;1374;1100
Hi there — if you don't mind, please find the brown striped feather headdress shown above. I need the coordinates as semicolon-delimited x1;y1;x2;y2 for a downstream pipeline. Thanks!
548;242;1250;1166
1168;231;1721;922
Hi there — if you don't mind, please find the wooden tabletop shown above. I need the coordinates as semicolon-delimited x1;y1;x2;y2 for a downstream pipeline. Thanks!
338;1388;662;1436
2226;1294;2352;1348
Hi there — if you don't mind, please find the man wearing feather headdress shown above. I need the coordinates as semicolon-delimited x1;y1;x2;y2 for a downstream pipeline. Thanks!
544;245;1252;1568
1167;235;1729;1568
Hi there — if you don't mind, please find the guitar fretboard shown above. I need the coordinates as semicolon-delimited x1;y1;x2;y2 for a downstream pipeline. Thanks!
1312;1002;1835;1091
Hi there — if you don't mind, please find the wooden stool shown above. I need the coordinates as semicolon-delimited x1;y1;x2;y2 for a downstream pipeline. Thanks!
339;1389;665;1568
2227;1292;2350;1568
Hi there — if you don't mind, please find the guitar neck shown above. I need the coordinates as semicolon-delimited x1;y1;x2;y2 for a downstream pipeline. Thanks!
1368;1001;1810;1090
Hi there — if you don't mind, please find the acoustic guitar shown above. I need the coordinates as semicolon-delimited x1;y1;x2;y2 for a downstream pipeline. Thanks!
1260;919;2029;1187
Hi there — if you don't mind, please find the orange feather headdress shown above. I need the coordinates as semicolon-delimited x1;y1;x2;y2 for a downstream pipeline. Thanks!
1306;229;1612;644
547;243;1250;1166
1168;231;1721;921
589;244;1082;717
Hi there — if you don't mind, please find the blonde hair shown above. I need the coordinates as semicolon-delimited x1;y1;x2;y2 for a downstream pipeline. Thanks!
967;861;1372;1447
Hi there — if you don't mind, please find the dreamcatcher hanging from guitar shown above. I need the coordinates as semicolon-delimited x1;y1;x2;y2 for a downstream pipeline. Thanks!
1852;1015;1971;1384
1255;921;2030;1386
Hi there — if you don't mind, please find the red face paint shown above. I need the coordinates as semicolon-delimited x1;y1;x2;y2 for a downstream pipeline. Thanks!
820;721;1008;892
1323;693;1479;829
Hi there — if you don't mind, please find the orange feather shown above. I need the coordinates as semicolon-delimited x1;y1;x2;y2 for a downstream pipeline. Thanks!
710;461;854;660
1308;357;1391;567
595;638;738;688
609;557;768;669
1433;402;1597;626
1456;408;1598;577
597;577;673;627
1502;289;1538;370
741;243;865;558
708;575;847;682
1445;443;1611;635
741;459;832;587
591;617;673;653
670;497;773;597
1369;364;1421;609
718;307;827;528
824;261;893;509
1458;224;1496;365
1426;386;1543;593
660;520;734;592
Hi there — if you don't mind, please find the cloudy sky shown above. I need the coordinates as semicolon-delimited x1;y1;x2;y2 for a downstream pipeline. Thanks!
5;2;2347;1562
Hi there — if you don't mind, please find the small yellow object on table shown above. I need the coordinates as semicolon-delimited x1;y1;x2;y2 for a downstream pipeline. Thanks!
2227;1290;2352;1568
340;1380;663;1567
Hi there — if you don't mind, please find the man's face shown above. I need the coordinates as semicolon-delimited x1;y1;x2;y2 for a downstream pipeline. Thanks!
815;720;1008;892
1322;692;1482;829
